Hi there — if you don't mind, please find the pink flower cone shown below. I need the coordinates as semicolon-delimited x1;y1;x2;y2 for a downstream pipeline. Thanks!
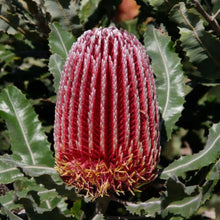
54;27;160;198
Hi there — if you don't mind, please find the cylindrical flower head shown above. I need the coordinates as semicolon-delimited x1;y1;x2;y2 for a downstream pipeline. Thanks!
54;27;160;198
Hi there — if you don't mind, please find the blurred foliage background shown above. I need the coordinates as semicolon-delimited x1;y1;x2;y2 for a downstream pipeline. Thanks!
0;0;219;219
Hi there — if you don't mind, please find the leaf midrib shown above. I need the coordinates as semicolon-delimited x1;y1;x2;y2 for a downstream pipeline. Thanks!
167;193;201;209
6;90;36;165
153;28;170;118
163;132;220;175
52;23;68;57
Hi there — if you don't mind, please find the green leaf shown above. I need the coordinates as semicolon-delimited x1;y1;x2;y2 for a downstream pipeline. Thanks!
92;214;105;220
170;2;220;82
207;158;220;180
14;178;69;213
0;204;23;220
34;174;77;201
120;18;139;37
16;197;72;220
48;54;64;94
0;45;15;64
49;22;75;59
144;25;185;140
79;0;101;24
201;180;219;205
161;123;220;179
0;191;21;211
0;155;58;180
0;160;23;184
126;198;161;217
71;199;83;220
143;0;164;8
49;22;76;94
162;192;202;218
165;176;198;201
0;85;54;167
44;0;73;30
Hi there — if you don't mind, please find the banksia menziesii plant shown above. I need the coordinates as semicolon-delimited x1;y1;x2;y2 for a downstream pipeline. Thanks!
54;27;160;198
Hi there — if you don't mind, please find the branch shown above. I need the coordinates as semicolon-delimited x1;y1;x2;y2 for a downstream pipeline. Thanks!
0;15;26;35
193;0;220;37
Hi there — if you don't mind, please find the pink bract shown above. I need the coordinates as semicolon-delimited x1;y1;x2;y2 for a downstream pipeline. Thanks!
54;27;160;198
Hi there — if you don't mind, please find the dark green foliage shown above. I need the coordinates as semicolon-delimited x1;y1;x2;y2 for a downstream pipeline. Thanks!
0;0;219;219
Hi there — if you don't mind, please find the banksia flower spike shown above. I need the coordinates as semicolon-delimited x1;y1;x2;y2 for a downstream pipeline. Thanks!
54;27;160;198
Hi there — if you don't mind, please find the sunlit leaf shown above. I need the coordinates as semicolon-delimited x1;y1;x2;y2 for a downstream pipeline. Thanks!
0;160;23;184
162;192;202;218
161;123;220;179
48;53;64;94
126;198;161;217
0;85;54;167
71;199;83;219
0;154;58;181
49;22;75;58
144;24;185;140
49;22;76;94
0;191;21;211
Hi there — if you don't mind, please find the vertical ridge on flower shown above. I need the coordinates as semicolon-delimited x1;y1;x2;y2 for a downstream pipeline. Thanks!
54;27;160;198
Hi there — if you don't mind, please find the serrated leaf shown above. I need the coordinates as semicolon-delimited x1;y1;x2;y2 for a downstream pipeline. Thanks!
162;176;199;212
166;176;198;200
14;178;69;213
79;0;101;24
161;123;220;179
34;174;77;201
162;192;202;218
0;85;54;167
144;25;185;140
92;214;105;220
141;0;182;11
71;200;83;219
48;53;64;94
207;158;220;180
0;47;15;64
126;198;161;217
0;160;23;184
0;191;21;211
0;155;58;180
201;179;218;205
170;2;220;82
44;0;72;18
0;204;23;220
49;22;75;59
16;197;72;220
143;0;164;8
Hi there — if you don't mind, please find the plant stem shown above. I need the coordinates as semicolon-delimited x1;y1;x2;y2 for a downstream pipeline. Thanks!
0;15;26;35
193;0;220;37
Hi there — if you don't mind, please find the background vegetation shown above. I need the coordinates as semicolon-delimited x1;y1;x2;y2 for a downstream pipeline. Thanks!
0;0;219;219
